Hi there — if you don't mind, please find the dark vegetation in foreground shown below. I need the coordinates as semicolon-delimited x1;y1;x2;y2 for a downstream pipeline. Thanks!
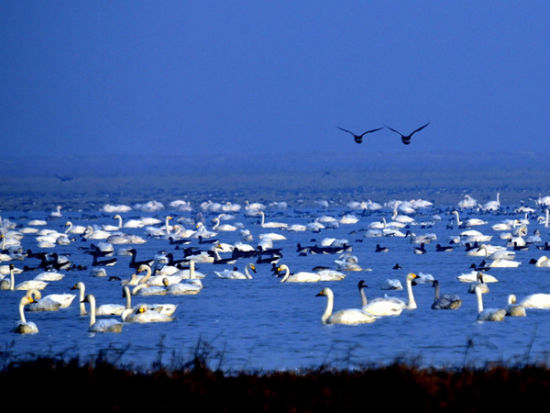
2;342;550;413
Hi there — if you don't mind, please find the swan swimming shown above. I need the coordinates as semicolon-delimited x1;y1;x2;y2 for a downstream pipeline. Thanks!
82;294;124;333
431;280;461;310
15;294;39;334
121;304;174;323
316;287;376;325
215;263;256;279
505;294;526;317
519;293;550;309
474;285;506;322
25;289;76;312
258;211;288;229
357;280;405;316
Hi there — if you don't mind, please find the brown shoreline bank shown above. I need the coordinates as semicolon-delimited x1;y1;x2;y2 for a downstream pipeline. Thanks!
2;354;550;412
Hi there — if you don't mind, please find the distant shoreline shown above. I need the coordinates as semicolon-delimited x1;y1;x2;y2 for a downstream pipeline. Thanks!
1;151;549;210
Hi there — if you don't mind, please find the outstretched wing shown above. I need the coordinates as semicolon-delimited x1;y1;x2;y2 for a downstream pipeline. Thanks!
384;125;404;137
360;127;384;137
337;126;356;136
410;122;430;137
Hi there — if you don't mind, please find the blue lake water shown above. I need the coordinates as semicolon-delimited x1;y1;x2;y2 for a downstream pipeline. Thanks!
1;152;550;372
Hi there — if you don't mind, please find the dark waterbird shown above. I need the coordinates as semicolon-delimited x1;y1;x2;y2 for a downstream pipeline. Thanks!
385;122;430;145
337;126;383;144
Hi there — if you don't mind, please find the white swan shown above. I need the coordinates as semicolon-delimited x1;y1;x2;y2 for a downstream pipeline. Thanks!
533;256;550;267
145;216;174;237
334;254;366;272
15;294;39;334
15;277;48;291
474;285;506;322
121;304;174;323
316;287;376;325
212;215;238;232
314;268;346;281
458;194;478;209
50;205;63;218
170;260;206;280
339;214;359;225
71;281;88;315
451;210;487;227
164;278;203;295
357;280;405;316
215;263;256;279
33;270;65;281
26;289;75;312
467;272;490;294
520;293;550;309
505;294;526;317
431;280;462;310
102;214;123;231
482;192;500;212
457;270;498;283
136;264;182;286
95;286;134;316
487;258;521;268
277;264;322;283
83;225;111;240
64;221;86;235
258;211;288;229
82;294;124;333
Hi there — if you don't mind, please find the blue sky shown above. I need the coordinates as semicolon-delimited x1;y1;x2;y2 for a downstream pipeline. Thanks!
2;1;550;157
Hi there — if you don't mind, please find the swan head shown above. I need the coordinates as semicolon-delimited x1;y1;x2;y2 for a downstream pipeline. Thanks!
82;294;94;304
26;289;42;301
508;294;518;305
357;280;367;290
71;281;85;291
138;264;151;273
406;273;419;283
21;295;36;306
316;287;332;298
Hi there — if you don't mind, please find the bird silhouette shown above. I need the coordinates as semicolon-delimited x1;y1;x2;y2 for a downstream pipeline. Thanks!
337;126;383;144
385;122;430;145
55;174;73;182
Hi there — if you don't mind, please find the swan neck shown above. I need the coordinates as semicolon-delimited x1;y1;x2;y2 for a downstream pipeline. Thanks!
360;287;367;306
406;277;417;309
124;287;132;309
322;290;334;323
78;284;87;315
139;266;152;284
454;211;461;225
19;298;27;324
476;288;484;313
88;296;96;327
10;268;15;291
433;283;440;301
280;265;290;282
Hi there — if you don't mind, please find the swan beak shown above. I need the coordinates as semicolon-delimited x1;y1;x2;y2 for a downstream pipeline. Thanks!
316;290;325;297
251;264;256;273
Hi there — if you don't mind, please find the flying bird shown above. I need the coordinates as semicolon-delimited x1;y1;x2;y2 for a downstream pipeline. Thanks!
337;126;383;144
385;122;430;145
55;174;73;182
